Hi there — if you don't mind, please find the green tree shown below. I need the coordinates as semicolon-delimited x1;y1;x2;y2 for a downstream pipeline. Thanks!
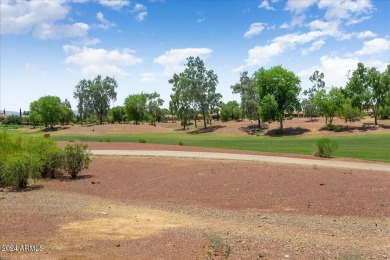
144;92;164;126
169;90;191;129
220;101;241;122
256;66;301;131
345;62;368;111
60;99;74;125
337;98;362;123
366;66;389;125
169;56;221;129
124;94;147;125
231;71;261;127
258;94;278;123
313;88;345;125
108;106;125;123
30;96;63;128
73;75;118;124
302;70;326;120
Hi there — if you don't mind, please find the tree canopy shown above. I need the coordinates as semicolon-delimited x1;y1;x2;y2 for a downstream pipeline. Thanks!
231;71;261;127
169;56;221;129
256;66;301;130
29;96;64;128
73;75;117;124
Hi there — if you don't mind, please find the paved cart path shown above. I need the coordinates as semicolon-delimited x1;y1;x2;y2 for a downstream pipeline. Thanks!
91;150;390;172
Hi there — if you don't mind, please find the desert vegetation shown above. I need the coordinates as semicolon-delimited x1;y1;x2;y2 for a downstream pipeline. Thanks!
0;132;91;189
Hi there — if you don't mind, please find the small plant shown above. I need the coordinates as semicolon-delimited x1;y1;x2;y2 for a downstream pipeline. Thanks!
334;125;343;132
255;130;263;136
139;138;147;143
314;138;338;158
105;138;111;143
326;123;335;131
179;141;184;146
206;234;231;259
62;144;91;179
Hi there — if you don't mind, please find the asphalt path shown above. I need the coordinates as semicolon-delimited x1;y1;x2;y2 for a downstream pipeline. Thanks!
91;150;390;172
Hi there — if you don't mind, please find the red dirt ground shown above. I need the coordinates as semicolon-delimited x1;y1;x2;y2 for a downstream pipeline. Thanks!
1;156;389;259
1;117;389;259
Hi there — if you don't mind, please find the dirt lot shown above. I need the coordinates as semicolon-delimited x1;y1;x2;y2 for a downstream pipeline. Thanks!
1;155;389;259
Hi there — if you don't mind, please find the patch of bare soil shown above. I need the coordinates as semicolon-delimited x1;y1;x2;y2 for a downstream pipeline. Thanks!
19;117;390;137
1;156;389;259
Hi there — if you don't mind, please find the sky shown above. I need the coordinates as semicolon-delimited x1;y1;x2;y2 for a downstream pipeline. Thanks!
1;0;389;112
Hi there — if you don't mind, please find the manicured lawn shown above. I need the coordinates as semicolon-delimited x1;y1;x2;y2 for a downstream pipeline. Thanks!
50;132;390;163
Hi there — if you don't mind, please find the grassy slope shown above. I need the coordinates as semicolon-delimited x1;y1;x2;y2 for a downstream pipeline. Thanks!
49;132;390;163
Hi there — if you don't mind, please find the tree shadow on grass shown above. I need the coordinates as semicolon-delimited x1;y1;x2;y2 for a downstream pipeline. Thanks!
265;127;311;137
187;125;226;134
240;124;269;135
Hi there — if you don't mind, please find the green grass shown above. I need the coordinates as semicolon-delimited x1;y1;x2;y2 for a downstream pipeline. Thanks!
49;132;390;163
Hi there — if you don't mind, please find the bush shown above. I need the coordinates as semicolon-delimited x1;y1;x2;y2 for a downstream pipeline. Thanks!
2;153;41;188
25;137;63;178
334;125;343;132
378;106;390;119
63;144;91;178
4;115;22;125
315;138;338;158
326;123;335;131
139;138;147;143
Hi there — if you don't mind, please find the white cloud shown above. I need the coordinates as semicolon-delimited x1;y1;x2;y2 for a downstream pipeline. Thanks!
154;48;213;75
285;0;316;13
237;30;326;70
356;30;376;39
244;23;265;38
280;15;305;29
64;46;143;76
131;3;148;22
258;0;276;11
96;12;116;29
318;0;373;24
355;38;390;56
298;55;359;88
301;39;325;56
33;22;89;39
97;0;130;10
140;73;157;82
0;0;69;35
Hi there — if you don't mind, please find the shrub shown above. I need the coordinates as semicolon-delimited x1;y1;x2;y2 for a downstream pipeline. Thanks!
326;123;335;131
63;144;91;178
4;115;22;125
25;137;63;178
2;153;41;188
139;138;147;143
334;125;343;132
315;138;338;158
179;141;184;146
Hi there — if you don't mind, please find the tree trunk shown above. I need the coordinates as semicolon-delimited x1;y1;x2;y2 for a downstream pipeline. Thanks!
202;110;207;128
374;109;377;126
279;119;283;131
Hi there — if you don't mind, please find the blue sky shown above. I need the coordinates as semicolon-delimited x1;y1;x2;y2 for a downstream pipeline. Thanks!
1;0;389;112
